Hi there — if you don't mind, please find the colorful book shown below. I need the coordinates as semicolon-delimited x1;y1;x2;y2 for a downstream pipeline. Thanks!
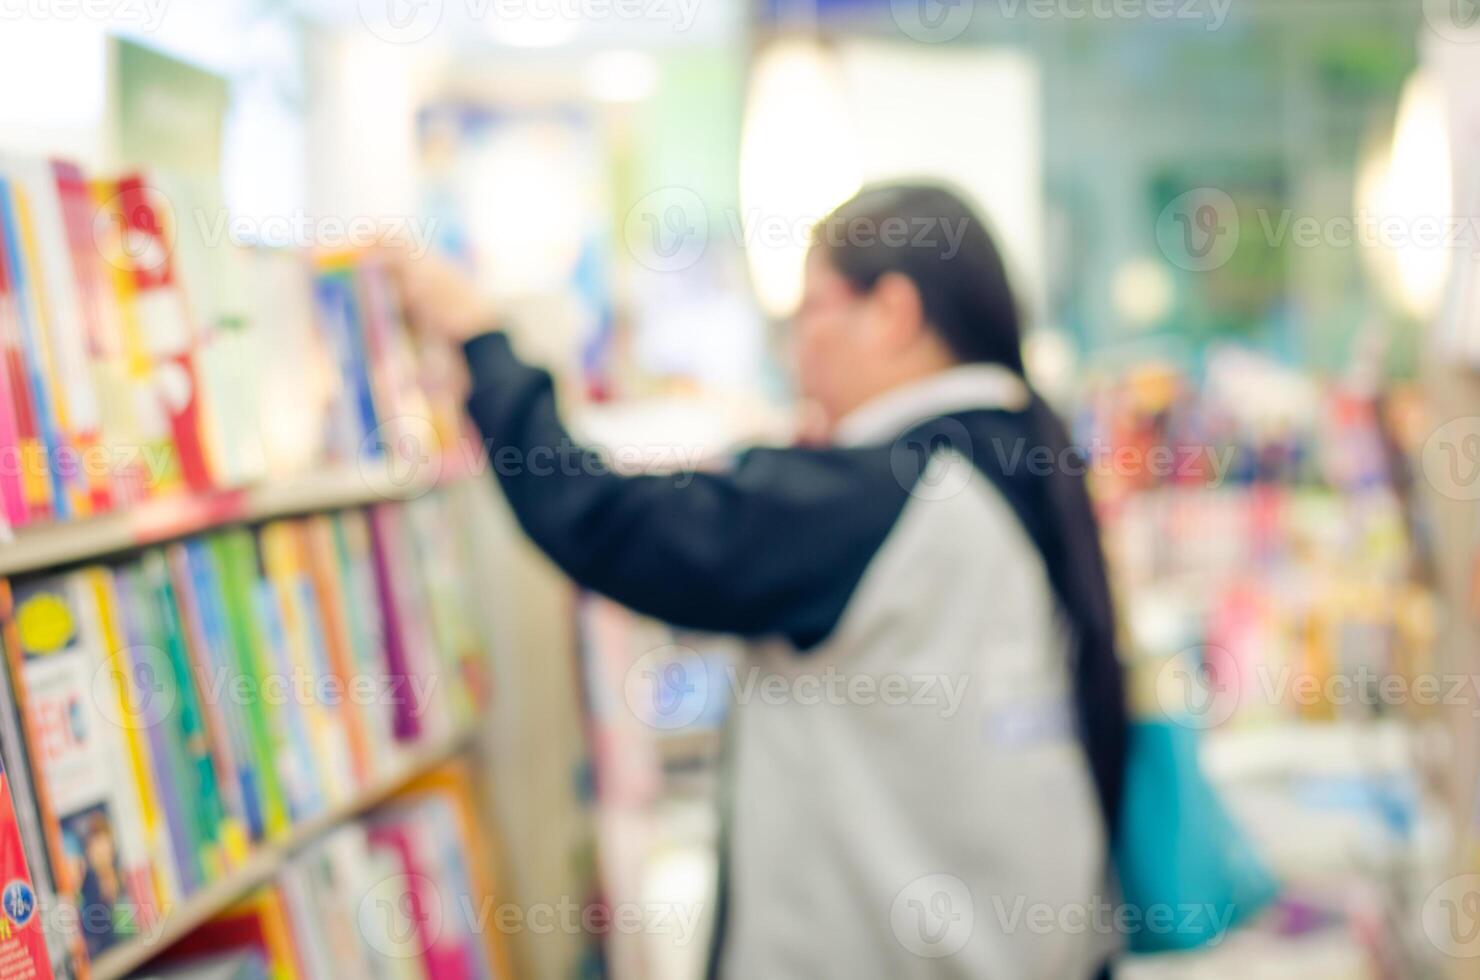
4;574;148;959
0;179;55;524
310;267;381;464
257;524;354;807
206;533;290;841
0;750;54;979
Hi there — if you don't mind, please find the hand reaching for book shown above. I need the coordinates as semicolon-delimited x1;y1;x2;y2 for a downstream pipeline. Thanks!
390;249;499;345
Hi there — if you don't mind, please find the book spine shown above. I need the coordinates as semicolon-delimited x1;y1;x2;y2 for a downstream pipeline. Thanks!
182;539;266;845
11;161;97;520
207;533;289;840
165;544;251;865
366;506;421;742
112;567;200;897
142;552;227;883
0;180;54;524
302;516;373;787
112;176;213;493
0;182;69;522
80;568;165;930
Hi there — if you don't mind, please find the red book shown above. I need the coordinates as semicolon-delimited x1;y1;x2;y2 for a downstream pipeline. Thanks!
111;175;213;492
0;752;53;979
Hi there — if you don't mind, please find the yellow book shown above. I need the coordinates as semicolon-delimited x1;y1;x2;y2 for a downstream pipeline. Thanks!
259;522;355;807
87;179;179;497
84;568;182;914
11;179;91;519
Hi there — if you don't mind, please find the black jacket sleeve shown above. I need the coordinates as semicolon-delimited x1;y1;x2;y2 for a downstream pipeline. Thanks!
461;331;913;649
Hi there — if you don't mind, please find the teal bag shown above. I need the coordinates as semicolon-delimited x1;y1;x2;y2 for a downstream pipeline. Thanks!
1114;720;1280;954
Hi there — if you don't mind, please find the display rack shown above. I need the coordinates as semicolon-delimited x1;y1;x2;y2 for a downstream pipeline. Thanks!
87;725;476;980
0;463;454;578
0;458;490;979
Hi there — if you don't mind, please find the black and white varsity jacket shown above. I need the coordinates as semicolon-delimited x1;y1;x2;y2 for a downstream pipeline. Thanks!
463;331;1123;980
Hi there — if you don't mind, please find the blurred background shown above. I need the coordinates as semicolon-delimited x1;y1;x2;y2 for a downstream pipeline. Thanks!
4;1;1480;978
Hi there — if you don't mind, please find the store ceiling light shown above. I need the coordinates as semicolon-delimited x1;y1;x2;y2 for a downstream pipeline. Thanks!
739;39;862;319
584;50;660;103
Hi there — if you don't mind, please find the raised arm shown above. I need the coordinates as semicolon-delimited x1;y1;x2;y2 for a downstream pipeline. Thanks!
461;332;913;650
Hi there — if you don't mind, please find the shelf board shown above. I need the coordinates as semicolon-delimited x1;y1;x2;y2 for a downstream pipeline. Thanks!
88;726;476;980
0;462;455;578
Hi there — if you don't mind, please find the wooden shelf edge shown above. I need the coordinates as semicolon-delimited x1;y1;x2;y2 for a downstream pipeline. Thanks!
89;726;477;980
0;462;462;578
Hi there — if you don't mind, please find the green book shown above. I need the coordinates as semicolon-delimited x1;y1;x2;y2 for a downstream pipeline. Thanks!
140;550;227;881
206;531;290;839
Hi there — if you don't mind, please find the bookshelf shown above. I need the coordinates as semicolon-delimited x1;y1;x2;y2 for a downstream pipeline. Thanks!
0;153;511;980
0;464;457;578
87;725;477;980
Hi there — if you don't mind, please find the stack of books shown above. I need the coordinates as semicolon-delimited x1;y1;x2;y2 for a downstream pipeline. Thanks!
1076;355;1435;728
138;766;510;980
0;157;465;531
0;487;493;978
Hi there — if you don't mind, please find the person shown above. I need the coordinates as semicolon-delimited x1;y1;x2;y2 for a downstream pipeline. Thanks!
399;182;1129;979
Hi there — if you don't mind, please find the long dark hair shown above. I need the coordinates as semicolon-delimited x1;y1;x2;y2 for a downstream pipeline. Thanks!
815;182;1129;841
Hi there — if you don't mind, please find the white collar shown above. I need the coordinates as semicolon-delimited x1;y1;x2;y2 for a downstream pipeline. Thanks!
832;363;1031;447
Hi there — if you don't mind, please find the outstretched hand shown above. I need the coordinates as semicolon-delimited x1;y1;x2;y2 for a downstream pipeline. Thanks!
386;247;499;345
